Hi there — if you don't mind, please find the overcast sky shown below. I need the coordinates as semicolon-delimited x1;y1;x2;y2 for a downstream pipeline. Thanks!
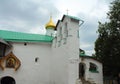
0;0;114;55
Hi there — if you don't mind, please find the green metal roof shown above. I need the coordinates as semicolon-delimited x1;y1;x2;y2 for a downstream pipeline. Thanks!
65;15;80;21
0;30;53;43
80;53;90;57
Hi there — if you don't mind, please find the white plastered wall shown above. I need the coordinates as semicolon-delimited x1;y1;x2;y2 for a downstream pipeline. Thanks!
0;42;52;84
80;57;103;84
51;16;80;84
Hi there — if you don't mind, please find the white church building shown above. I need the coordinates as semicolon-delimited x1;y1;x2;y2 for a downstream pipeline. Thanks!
0;15;103;84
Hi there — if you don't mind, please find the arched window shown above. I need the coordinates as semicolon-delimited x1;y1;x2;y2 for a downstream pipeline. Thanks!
79;63;85;79
1;76;16;84
63;23;68;44
64;22;68;37
59;27;62;40
58;27;62;47
89;62;99;73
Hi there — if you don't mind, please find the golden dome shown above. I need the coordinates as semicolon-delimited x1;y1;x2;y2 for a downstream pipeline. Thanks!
45;16;56;29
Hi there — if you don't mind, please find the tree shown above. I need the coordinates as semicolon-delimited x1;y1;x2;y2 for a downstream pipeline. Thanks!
95;0;120;76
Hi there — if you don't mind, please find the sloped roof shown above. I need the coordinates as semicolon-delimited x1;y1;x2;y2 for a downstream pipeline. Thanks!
79;53;102;63
55;15;81;30
80;53;90;57
63;15;80;21
0;30;53;43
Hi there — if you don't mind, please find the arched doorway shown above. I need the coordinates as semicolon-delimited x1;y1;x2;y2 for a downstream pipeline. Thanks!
0;76;15;84
79;63;85;79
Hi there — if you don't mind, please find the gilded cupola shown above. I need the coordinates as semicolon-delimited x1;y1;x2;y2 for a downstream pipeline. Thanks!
45;16;56;29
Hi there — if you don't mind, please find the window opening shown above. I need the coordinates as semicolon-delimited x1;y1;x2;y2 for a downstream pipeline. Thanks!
64;23;68;37
89;62;99;73
35;57;39;62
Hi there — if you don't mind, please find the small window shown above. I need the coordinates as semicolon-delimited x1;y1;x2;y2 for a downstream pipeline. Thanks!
89;62;99;73
57;27;62;47
59;27;62;40
58;27;62;40
24;43;27;46
64;23;68;37
35;57;39;62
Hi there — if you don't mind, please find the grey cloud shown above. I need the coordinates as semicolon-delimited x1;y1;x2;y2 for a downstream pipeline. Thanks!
78;12;106;55
80;22;98;44
79;13;98;43
0;0;59;32
78;0;114;55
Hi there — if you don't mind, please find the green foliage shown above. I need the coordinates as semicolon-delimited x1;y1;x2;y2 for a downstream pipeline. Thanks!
95;0;120;76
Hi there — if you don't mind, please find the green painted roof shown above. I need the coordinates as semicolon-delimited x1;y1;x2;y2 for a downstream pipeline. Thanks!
80;53;90;57
65;15;80;21
0;30;53;43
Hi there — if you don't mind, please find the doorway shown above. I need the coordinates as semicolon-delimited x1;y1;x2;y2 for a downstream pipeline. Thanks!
79;63;85;79
1;76;15;84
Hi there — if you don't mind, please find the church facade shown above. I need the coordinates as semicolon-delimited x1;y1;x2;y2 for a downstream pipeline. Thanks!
0;15;103;84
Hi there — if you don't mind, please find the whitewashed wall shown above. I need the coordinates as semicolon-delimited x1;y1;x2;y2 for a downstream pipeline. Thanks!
80;57;103;84
0;42;52;84
52;16;80;84
0;15;101;84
